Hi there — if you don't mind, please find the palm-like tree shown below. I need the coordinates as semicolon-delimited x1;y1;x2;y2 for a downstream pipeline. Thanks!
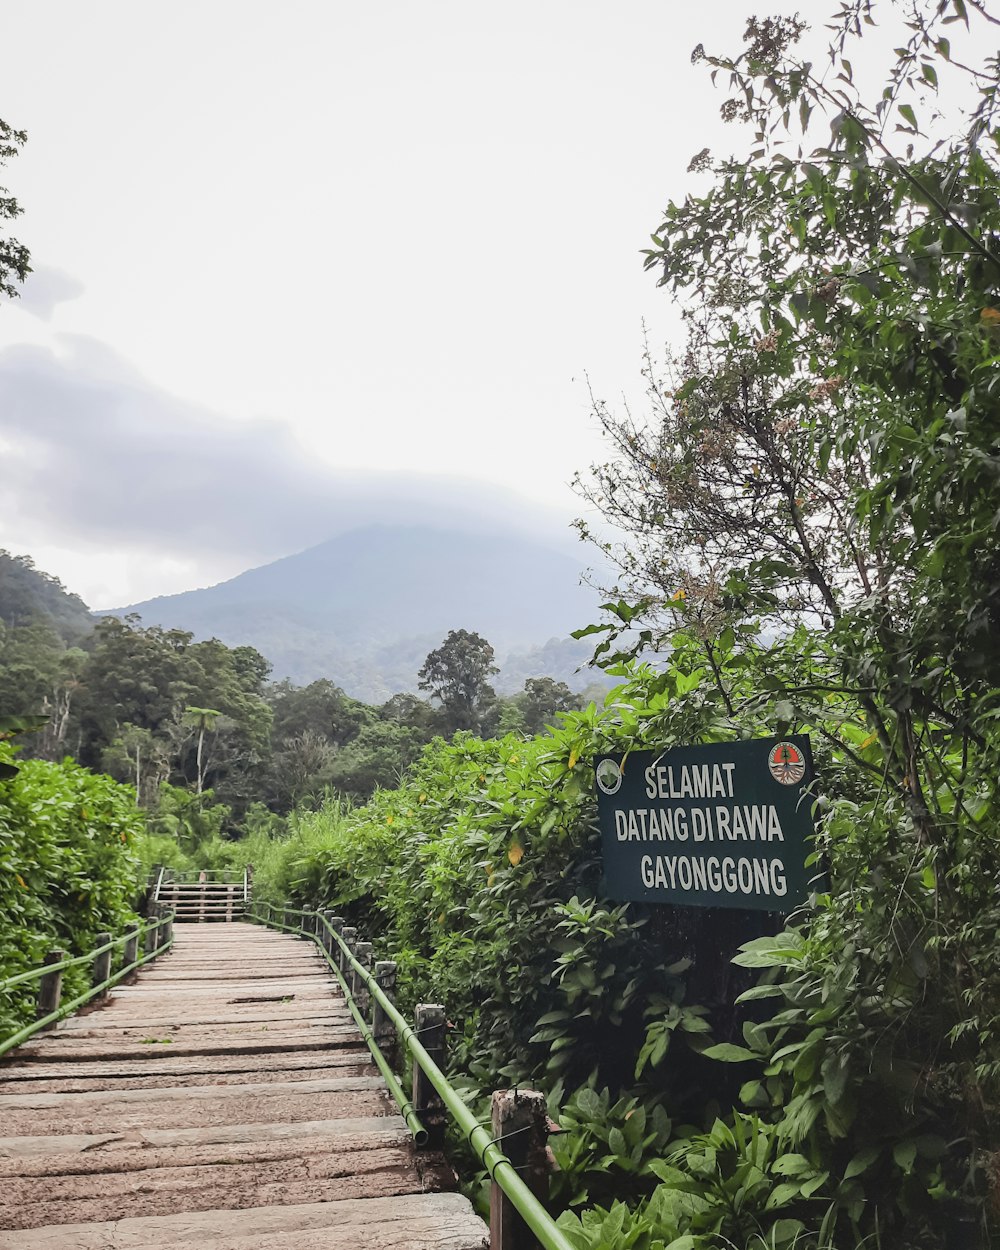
183;706;222;795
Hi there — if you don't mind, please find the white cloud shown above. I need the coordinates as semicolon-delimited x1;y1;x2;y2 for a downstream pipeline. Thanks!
0;332;588;604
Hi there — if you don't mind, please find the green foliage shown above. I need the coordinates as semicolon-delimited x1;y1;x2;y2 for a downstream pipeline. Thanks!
558;1116;833;1250
503;676;581;737
418;629;499;734
144;783;232;852
561;7;1000;1242
548;1080;675;1210
0;742;143;1036
0;123;30;300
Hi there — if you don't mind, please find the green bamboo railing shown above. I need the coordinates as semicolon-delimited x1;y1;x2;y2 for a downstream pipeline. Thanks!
0;911;175;1058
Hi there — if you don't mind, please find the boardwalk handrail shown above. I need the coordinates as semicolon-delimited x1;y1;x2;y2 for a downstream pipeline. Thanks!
0;910;175;1059
251;901;575;1250
159;868;245;885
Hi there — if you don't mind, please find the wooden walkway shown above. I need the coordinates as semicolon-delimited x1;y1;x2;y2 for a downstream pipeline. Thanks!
0;922;488;1248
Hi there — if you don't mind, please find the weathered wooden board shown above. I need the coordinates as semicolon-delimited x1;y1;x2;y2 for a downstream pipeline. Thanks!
0;1192;489;1249
0;1145;432;1229
0;1116;411;1175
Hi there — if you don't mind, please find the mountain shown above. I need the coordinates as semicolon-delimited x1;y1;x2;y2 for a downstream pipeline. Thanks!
103;525;606;702
0;550;93;641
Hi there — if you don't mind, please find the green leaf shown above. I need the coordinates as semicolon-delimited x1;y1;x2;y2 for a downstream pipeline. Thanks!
701;1042;757;1062
844;1145;880;1179
893;1139;917;1174
898;103;918;130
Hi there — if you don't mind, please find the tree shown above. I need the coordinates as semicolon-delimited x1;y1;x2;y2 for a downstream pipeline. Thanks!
518;677;578;735
574;3;1000;1239
494;677;579;737
182;706;222;795
378;692;439;736
418;629;499;734
580;0;1000;823
101;723;170;807
268;679;371;748
328;720;428;800
0;120;29;300
267;729;337;811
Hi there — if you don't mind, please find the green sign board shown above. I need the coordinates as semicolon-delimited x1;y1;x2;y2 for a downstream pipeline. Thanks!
595;737;820;913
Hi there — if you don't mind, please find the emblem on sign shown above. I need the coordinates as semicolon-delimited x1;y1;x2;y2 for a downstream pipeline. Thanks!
768;741;806;785
595;757;623;795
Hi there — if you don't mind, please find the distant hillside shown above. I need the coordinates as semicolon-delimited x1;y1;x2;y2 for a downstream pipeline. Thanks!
104;525;606;702
0;550;93;641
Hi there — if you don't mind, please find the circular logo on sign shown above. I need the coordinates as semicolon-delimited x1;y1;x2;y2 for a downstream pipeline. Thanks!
595;758;623;796
768;741;806;785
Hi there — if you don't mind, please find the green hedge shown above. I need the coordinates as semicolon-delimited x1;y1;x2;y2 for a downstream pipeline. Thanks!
0;743;144;1035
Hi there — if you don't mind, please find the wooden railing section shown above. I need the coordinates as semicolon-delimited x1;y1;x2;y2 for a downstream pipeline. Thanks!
153;866;251;923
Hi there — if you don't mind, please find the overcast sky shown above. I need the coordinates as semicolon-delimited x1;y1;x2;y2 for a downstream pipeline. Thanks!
0;1;806;607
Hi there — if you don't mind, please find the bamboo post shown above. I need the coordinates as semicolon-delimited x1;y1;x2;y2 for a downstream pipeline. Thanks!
413;1003;447;1148
36;950;65;1024
373;960;398;1064
92;933;113;998
490;1089;551;1250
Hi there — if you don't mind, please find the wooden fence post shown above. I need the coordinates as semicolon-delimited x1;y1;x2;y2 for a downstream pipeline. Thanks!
315;909;330;954
413;1003;447;1148
36;950;65;1024
373;960;398;1063
490;1089;550;1250
339;927;357;976
122;928;139;968
353;941;373;1016
301;908;314;937
327;916;344;959
92;933;113;998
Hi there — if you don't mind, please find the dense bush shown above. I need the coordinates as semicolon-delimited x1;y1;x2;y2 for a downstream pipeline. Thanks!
275;626;997;1247
0;743;144;1035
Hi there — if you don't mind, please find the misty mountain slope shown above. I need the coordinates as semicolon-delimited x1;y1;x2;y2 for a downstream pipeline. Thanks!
104;525;606;700
0;550;93;641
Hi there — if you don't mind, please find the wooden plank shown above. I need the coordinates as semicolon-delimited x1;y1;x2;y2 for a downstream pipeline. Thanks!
0;1115;410;1161
0;1073;385;1109
0;1048;372;1083
0;1062;375;1094
0;1147;429;1229
0;1193;489;1249
53;1008;347;1031
11;1030;362;1062
0;1116;411;1175
0;1084;392;1136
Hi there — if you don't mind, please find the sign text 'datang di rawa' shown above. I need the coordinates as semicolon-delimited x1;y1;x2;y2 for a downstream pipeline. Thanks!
594;737;820;912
